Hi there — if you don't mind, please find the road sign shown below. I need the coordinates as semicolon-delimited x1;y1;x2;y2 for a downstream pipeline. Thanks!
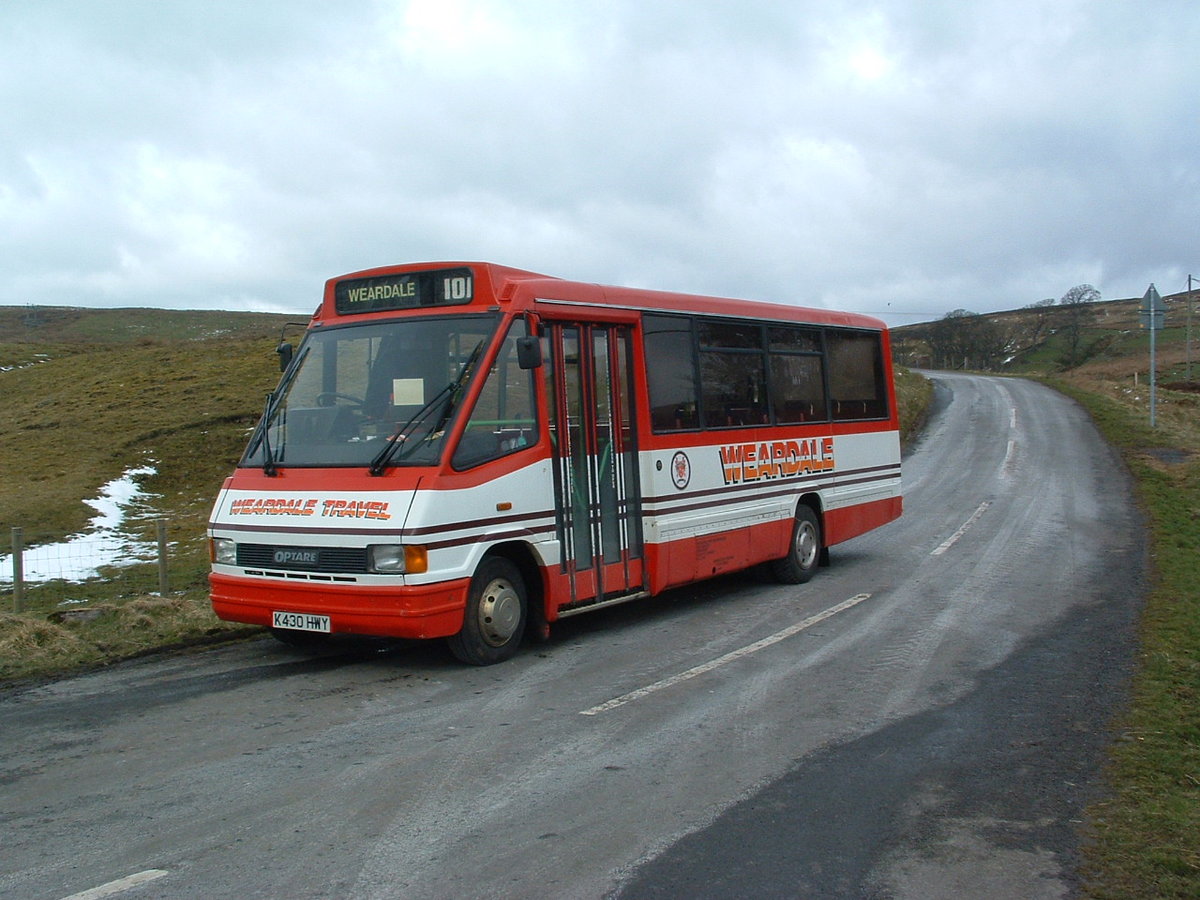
1141;284;1162;427
1140;283;1166;330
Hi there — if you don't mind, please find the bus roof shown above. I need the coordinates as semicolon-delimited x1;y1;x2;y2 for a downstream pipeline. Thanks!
318;261;887;331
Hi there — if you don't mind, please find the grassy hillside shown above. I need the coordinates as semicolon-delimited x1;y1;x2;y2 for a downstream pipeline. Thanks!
894;294;1199;386
1;307;297;654
1;305;300;352
1;306;298;538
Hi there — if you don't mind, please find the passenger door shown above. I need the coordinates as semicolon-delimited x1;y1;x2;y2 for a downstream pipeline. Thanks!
545;322;644;608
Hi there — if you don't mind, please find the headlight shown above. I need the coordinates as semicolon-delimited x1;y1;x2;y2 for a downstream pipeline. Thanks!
368;545;427;574
212;538;237;565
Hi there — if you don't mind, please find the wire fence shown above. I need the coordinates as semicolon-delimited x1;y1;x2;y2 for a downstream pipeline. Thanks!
4;523;171;613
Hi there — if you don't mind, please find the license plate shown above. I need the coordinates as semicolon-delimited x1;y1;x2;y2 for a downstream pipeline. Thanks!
272;611;331;633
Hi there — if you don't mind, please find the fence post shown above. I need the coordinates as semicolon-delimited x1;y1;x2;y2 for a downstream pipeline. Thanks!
156;519;169;596
11;527;23;613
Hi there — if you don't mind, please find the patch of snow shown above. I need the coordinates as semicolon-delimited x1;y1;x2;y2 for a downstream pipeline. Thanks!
0;355;52;373
1;464;159;583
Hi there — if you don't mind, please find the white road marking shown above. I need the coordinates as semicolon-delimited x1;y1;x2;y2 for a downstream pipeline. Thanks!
580;593;873;716
1003;439;1017;469
1001;406;1019;475
60;870;169;900
931;500;992;556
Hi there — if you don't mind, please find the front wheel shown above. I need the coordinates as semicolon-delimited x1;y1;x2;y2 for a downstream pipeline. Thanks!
770;506;822;584
447;557;528;665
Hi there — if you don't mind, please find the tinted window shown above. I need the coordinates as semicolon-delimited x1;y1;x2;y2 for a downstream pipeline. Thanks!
698;321;767;428
827;331;888;420
700;350;767;427
697;321;761;349
644;315;699;430
643;315;887;431
770;354;826;423
768;326;821;353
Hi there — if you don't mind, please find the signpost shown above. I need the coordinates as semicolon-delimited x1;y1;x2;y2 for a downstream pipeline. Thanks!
1140;283;1166;427
1188;274;1195;382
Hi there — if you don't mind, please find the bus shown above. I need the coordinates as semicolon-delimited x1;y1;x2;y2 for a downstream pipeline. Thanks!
209;262;902;664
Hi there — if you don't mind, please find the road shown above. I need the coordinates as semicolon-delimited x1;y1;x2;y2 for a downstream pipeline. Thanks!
0;373;1145;900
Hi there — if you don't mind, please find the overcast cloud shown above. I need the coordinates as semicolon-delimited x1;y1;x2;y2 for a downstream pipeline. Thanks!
2;0;1197;324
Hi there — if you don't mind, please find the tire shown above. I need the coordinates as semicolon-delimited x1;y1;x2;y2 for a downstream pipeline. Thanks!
447;557;528;665
770;505;822;584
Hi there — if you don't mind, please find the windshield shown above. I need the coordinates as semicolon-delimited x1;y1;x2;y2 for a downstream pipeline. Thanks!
242;314;498;469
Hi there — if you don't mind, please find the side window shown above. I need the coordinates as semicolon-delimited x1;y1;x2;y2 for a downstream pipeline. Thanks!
698;321;766;428
452;322;538;469
827;330;888;420
768;326;826;423
643;315;699;431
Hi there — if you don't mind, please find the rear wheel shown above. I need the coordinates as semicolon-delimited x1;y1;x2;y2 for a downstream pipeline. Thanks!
448;557;528;665
770;505;822;584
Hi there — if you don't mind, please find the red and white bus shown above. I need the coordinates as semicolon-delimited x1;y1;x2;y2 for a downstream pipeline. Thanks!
209;262;902;664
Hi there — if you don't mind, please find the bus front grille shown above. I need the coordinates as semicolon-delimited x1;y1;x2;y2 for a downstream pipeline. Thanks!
236;544;369;574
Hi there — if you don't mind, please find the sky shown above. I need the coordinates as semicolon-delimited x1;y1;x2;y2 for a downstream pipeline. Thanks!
1;1;1197;326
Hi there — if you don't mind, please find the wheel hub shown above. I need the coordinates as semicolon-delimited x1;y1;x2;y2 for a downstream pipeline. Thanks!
478;577;522;646
796;522;818;568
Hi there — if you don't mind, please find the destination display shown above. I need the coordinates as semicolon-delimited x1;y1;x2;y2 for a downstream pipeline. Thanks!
334;267;474;314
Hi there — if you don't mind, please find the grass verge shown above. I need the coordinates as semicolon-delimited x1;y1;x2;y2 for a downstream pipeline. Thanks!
0;588;256;682
1046;377;1199;899
895;366;934;450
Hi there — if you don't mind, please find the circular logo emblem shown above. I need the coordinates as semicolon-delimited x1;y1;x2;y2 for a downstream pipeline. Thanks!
670;451;691;490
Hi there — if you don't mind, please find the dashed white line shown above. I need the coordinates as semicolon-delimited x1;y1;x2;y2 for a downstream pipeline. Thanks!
1002;406;1019;475
1003;439;1017;469
60;869;169;900
931;500;992;556
580;593;873;716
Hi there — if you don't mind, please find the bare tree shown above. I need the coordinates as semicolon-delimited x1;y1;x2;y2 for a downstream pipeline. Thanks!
925;309;1007;370
1058;284;1101;367
1022;298;1057;345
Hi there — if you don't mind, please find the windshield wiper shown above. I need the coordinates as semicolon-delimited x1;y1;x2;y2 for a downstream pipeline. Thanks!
259;392;279;476
368;339;485;476
245;345;309;477
367;384;453;476
430;338;486;435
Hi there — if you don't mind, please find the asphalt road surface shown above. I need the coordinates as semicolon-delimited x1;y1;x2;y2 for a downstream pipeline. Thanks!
0;372;1145;900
